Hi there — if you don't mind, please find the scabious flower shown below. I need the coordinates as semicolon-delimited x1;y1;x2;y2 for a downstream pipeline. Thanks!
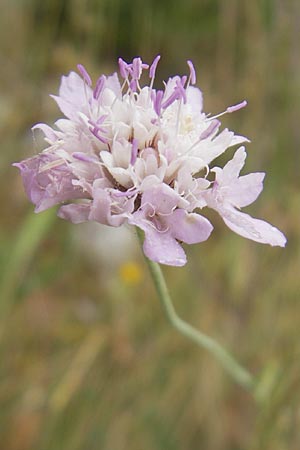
14;56;286;266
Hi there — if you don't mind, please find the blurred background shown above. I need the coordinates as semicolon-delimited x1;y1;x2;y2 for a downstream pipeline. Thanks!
1;0;299;449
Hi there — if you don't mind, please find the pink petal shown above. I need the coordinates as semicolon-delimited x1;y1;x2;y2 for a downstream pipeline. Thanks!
58;204;90;224
51;71;92;120
89;188;132;227
141;183;181;215
168;209;213;244
218;206;287;247
88;189;117;226
13;154;84;212
32;123;58;142
142;228;187;266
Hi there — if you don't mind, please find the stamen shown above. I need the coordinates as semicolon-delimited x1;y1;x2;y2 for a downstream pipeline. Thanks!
182;122;220;156
126;57;149;93
38;159;65;173
93;75;106;100
96;115;107;125
181;75;188;88
226;100;247;113
77;64;92;86
208;100;248;120
132;57;148;80
187;60;196;85
200;119;221;140
129;79;138;92
90;128;109;144
162;90;179;109
149;55;161;79
77;65;93;116
88;118;108;136
153;90;163;116
118;58;129;78
132;58;141;79
176;78;187;103
162;77;187;110
72;153;98;163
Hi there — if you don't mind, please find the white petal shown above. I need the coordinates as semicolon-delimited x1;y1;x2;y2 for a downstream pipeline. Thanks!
219;146;247;182
196;129;234;164
228;173;265;207
100;150;113;167
230;134;250;147
186;86;203;113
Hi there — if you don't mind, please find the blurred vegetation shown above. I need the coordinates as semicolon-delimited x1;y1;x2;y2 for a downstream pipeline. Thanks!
1;0;300;449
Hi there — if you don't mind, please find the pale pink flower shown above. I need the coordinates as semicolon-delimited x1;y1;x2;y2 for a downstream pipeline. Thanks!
14;56;286;266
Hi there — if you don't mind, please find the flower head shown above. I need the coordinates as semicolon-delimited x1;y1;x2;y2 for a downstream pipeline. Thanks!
14;56;286;266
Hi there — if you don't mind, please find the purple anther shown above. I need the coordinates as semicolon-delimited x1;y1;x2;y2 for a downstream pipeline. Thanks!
226;100;247;113
88;118;97;129
97;125;107;134
88;116;106;131
161;77;188;109
72;152;98;163
90;127;109;144
77;64;92;86
200;119;221;140
153;90;164;116
132;57;143;80
129;79;138;92
132;57;149;80
150;89;156;102
187;60;196;85
149;55;161;79
181;75;188;86
93;75;106;100
130;138;139;165
161;90;178;109
96;114;107;124
118;58;129;78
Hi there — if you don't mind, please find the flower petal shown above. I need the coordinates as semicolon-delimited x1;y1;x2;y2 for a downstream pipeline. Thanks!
228;172;265;207
218;206;287;247
168;209;213;244
216;146;247;183
88;189;123;226
32;123;58;143
51;71;92;120
142;228;187;266
186;86;203;113
141;183;181;215
13;154;85;212
58;203;90;223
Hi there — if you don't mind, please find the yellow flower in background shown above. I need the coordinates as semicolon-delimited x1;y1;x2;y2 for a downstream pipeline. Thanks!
119;261;143;286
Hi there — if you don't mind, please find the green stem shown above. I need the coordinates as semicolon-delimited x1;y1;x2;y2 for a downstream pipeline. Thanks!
136;227;255;391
